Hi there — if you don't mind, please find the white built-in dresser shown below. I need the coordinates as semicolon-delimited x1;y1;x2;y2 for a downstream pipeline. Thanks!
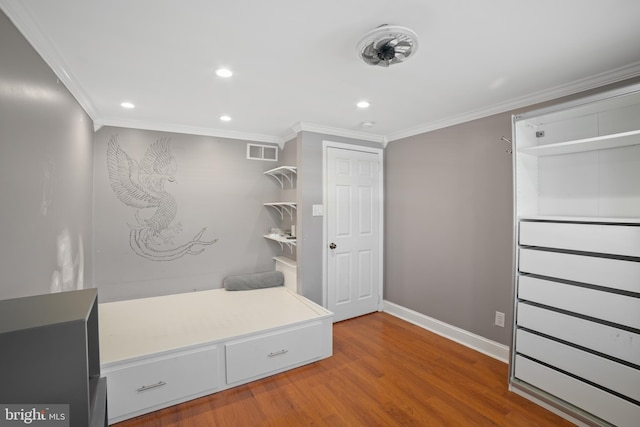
511;83;640;427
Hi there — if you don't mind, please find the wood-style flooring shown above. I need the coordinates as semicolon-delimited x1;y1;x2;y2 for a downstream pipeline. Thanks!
115;312;575;426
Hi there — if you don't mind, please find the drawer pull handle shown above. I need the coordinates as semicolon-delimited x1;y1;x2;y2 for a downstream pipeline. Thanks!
268;349;288;358
137;381;167;393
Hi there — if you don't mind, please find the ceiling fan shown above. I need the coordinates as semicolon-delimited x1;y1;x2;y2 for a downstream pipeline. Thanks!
357;25;419;67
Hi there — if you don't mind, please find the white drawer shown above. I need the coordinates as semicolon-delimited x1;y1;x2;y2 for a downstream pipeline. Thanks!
516;303;640;365
226;321;325;384
519;221;640;257
514;355;639;427
518;275;640;329
104;345;218;421
516;329;640;402
519;248;640;293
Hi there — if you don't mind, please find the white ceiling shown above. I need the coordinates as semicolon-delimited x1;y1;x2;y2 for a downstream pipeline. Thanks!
3;0;640;144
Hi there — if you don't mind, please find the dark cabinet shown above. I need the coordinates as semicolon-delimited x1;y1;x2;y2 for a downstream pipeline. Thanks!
0;288;107;427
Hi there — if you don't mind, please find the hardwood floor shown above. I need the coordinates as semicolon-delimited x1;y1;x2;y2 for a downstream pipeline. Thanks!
115;312;574;426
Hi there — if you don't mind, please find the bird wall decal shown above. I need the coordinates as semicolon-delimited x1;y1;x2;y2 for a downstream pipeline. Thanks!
106;135;217;261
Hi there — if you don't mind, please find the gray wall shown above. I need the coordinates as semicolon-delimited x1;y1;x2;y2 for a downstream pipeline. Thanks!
296;131;382;305
280;137;297;208
384;77;640;346
0;10;94;301
93;126;281;301
385;114;514;344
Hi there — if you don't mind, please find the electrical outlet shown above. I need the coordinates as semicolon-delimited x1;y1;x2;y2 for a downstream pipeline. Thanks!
494;311;505;327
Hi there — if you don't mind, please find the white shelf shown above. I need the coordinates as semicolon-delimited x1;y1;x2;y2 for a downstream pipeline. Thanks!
273;256;297;268
264;166;297;189
518;129;640;156
264;234;296;244
264;235;296;253
264;202;297;219
519;215;640;225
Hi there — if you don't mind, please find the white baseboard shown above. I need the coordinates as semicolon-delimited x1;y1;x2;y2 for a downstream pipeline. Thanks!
383;300;510;363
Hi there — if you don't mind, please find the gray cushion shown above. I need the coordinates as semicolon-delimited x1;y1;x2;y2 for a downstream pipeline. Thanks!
223;271;284;291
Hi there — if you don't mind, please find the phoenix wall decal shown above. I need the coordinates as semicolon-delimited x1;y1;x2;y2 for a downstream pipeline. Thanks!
106;135;218;261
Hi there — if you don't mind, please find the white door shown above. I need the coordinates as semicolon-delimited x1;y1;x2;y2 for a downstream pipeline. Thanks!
326;145;382;322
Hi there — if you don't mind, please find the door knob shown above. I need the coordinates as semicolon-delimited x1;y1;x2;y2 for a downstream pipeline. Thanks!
329;243;337;249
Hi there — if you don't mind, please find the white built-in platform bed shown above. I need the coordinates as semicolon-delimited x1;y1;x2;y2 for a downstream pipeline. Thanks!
99;286;333;424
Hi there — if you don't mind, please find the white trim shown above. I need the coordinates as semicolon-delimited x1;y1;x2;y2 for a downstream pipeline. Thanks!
279;130;298;148
383;300;510;363
322;141;384;312
322;141;383;155
6;0;639;147
386;61;640;142
295;122;386;145
100;118;281;144
1;1;100;122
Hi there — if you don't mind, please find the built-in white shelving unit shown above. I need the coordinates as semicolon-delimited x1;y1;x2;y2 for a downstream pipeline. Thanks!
264;166;297;254
510;83;640;427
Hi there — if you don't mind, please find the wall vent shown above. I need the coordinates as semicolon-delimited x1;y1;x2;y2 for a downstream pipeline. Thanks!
247;143;278;161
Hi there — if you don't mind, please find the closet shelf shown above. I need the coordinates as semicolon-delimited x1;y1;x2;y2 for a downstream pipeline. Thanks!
519;215;640;225
264;235;296;253
518;129;640;156
264;202;297;219
264;166;297;189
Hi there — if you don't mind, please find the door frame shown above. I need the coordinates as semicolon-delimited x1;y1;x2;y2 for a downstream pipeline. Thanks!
322;140;384;311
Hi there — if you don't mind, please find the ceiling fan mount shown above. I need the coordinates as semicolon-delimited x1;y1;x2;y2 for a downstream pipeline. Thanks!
357;25;419;67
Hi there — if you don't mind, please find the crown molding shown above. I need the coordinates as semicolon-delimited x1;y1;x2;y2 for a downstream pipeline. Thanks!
278;130;298;148
1;1;100;122
100;118;281;144
386;61;640;143
291;122;387;145
5;0;640;149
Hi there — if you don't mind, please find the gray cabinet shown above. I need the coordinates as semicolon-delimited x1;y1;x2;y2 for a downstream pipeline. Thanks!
0;289;107;427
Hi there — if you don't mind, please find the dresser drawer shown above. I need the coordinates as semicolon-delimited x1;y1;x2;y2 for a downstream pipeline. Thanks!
519;248;640;293
519;221;640;257
516;329;640;401
514;355;639;427
518;275;640;329
104;345;218;421
226;321;325;384
516;303;640;365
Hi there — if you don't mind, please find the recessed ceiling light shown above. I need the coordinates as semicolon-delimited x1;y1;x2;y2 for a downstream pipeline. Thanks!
360;121;375;128
220;115;231;122
357;100;370;109
216;68;233;78
120;102;135;109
